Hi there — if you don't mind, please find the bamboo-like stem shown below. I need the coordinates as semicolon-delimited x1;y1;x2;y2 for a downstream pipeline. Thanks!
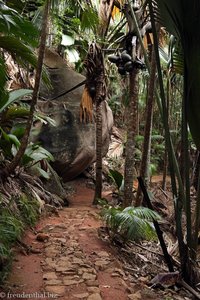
193;167;200;258
182;70;192;251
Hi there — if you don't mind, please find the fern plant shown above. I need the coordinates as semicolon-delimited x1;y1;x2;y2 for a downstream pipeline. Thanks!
102;206;161;242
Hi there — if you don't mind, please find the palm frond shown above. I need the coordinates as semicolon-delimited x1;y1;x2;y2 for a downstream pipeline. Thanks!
102;205;160;241
0;2;39;47
123;206;161;221
151;0;182;39
152;0;200;149
0;36;50;86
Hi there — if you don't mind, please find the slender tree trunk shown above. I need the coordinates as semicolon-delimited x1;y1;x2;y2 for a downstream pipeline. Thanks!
162;74;171;190
4;0;50;176
93;0;113;203
135;47;156;206
162;148;168;190
123;68;139;207
94;102;103;202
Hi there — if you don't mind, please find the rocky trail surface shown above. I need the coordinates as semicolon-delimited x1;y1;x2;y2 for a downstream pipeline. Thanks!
2;180;141;300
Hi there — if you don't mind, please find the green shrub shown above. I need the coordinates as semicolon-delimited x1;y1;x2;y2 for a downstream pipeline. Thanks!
102;206;161;242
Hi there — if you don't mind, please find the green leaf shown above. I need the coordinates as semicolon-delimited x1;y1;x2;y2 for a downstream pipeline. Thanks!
103;206;160;241
0;2;39;46
5;106;30;119
0;89;33;113
7;133;20;148
22;143;54;166
108;169;124;191
35;166;50;179
81;7;99;31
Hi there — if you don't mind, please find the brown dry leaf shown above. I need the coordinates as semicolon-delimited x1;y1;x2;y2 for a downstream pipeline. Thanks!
80;87;93;123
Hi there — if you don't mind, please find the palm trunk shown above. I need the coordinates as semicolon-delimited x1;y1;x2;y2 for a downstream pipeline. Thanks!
4;0;50;176
94;102;103;203
123;68;139;207
136;47;156;206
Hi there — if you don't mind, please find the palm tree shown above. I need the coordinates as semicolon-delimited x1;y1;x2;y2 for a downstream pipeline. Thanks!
3;0;50;178
136;45;157;206
147;0;200;284
123;68;139;207
122;1;149;207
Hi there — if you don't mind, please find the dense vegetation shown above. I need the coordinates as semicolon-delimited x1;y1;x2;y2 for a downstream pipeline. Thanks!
0;0;200;290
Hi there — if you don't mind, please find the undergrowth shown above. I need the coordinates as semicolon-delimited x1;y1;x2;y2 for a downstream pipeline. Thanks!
0;193;40;283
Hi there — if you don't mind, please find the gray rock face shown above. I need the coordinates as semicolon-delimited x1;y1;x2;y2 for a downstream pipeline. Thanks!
36;49;113;182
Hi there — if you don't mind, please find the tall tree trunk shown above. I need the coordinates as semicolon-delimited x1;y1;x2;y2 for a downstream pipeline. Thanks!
94;102;103;202
3;0;50;177
135;47;156;206
93;0;113;203
123;68;139;207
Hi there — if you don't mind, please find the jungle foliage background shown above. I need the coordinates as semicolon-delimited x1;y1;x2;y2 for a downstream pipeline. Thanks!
0;0;200;292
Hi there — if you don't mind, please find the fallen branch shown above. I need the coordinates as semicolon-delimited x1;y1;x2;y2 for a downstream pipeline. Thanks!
137;176;174;272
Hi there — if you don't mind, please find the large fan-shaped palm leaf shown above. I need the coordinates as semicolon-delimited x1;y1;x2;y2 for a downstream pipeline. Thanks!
152;0;200;149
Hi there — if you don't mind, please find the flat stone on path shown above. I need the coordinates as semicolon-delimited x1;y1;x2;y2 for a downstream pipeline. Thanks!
45;279;63;285
45;285;66;295
43;272;57;280
82;273;97;281
86;280;99;287
63;278;84;286
96;251;110;257
87;287;100;293
128;291;142;300
87;293;102;300
73;292;89;298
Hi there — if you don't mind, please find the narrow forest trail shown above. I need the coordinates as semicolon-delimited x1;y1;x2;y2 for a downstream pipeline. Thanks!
2;179;150;300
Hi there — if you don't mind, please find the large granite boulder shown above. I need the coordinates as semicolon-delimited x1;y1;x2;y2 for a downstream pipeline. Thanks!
35;49;113;182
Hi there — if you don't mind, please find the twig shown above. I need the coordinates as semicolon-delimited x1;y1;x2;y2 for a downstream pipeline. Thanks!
180;279;200;300
127;241;181;268
121;245;167;272
159;186;170;199
128;241;163;257
124;266;139;273
16;239;41;255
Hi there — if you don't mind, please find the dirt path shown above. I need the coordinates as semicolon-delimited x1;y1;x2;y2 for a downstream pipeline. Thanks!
2;180;139;300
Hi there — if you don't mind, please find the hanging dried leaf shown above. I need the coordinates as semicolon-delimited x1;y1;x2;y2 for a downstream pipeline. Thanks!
80;87;93;123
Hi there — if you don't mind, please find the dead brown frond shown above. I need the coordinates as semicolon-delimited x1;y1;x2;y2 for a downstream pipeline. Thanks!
80;87;93;123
